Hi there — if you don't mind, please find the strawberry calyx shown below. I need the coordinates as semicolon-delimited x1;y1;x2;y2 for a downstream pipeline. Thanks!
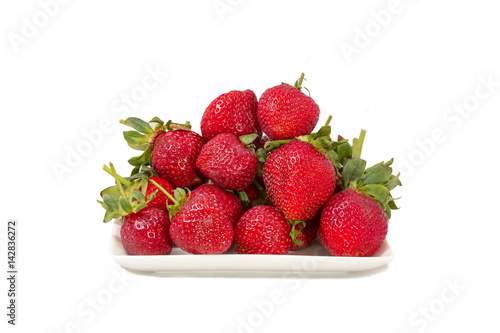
340;129;402;219
120;116;192;175
281;72;313;97
97;163;157;223
97;163;191;222
235;179;268;210
294;72;306;91
296;115;349;169
277;72;322;115
239;133;259;153
239;133;259;145
251;179;268;205
289;220;306;246
149;178;190;220
235;191;250;211
259;115;347;169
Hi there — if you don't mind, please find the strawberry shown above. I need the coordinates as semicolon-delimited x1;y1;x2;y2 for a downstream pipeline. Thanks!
190;184;243;227
120;206;172;255
234;205;291;254
196;133;258;190
121;117;205;188
151;129;205;187
97;163;173;255
263;140;335;221
145;176;175;209
201;89;261;141
320;189;387;257
169;193;234;254
257;73;320;140
319;130;401;257
289;215;320;251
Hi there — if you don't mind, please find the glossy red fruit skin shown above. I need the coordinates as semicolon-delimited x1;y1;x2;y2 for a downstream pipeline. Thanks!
257;84;320;140
289;215;320;251
120;207;172;255
190;184;243;227
145;177;175;209
319;189;388;257
201;90;261;142
234;205;291;254
263;140;335;221
169;194;233;254
151;130;205;188
196;133;258;191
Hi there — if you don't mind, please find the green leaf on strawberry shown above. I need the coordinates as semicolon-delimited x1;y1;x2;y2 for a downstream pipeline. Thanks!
337;130;402;218
342;158;366;189
97;162;159;223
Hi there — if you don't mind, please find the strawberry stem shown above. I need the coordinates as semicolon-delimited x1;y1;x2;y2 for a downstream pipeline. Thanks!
236;191;250;211
352;129;366;159
108;163;128;198
169;124;191;131
294;73;306;90
252;179;264;191
103;164;133;188
325;115;332;126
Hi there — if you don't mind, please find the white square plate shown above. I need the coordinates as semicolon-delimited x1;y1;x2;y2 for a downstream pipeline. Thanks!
109;220;393;277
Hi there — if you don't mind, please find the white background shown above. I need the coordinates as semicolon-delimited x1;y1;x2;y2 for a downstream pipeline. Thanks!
1;0;499;332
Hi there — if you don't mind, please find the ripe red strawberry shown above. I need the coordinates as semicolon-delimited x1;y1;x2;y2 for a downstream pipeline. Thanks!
257;73;320;140
234;205;291;254
120;206;172;255
320;189;387;257
201;89;261;141
151;129;205;187
145;176;175;209
121;117;205;188
319;130;401;256
169;194;234;254
98;163;173;255
196;133;258;190
190;184;243;227
263;140;335;221
289;215;320;251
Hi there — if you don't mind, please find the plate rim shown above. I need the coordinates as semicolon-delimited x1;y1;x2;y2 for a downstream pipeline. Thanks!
109;219;394;275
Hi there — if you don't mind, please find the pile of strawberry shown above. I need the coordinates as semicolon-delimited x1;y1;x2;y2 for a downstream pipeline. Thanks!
98;73;401;257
